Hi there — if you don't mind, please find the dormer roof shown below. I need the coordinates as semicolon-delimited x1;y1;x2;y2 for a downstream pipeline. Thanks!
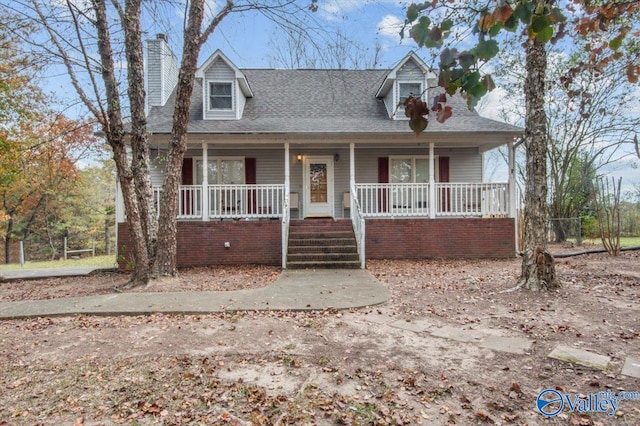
196;49;253;97
375;51;431;98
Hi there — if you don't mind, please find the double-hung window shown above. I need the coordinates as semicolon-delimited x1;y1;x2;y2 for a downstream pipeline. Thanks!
196;158;245;215
195;158;244;185
398;82;423;104
389;156;435;211
209;82;233;110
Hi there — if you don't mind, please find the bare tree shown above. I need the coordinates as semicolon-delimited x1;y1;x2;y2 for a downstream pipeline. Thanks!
8;0;321;282
267;27;383;69
592;176;623;256
491;42;639;242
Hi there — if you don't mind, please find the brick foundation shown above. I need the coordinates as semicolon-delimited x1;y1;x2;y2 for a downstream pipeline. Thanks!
117;217;515;270
365;218;515;259
117;220;282;270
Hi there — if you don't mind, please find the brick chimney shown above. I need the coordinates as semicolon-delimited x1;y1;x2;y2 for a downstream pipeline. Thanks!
145;33;178;111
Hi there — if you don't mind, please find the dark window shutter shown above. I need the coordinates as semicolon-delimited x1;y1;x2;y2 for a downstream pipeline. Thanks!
182;158;193;185
181;158;193;215
245;158;257;213
378;157;389;183
438;156;450;182
378;157;388;212
438;156;450;212
245;158;257;184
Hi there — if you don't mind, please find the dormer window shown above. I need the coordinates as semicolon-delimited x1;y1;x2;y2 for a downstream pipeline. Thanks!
399;82;422;103
209;82;233;110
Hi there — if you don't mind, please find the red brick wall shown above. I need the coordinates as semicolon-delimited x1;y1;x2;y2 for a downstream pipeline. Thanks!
117;220;281;269
365;218;515;259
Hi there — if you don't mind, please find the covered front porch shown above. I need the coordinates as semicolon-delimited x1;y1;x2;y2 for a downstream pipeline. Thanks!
116;138;519;269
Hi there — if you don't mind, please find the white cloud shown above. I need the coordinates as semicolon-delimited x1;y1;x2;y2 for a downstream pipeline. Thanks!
377;14;406;44
319;0;363;20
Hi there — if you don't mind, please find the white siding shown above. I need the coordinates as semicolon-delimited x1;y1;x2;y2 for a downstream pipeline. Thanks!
204;58;242;120
162;42;179;103
383;94;395;118
355;147;482;183
146;37;178;110
390;58;428;120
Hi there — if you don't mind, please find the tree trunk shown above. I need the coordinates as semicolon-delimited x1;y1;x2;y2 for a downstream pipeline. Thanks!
156;0;207;276
518;34;560;290
92;0;151;286
4;214;13;264
113;145;151;285
121;0;157;271
154;0;234;276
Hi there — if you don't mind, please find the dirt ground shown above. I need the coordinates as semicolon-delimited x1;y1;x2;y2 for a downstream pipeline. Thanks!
0;250;638;425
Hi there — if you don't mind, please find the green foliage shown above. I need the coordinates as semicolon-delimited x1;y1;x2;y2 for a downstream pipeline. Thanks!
403;0;638;135
580;215;599;240
0;9;114;264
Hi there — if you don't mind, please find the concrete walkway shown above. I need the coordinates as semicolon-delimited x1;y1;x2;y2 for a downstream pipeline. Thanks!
1;268;637;380
0;266;117;281
0;269;390;319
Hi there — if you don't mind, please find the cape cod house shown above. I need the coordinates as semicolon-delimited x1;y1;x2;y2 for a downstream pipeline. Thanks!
116;34;522;269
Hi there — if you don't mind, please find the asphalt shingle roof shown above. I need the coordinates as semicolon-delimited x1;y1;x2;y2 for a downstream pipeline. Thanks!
146;68;522;136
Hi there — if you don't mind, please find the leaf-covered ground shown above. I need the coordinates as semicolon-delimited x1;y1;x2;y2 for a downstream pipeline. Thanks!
0;252;638;425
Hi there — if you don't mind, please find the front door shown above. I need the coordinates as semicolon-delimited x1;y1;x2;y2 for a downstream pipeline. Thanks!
303;156;334;218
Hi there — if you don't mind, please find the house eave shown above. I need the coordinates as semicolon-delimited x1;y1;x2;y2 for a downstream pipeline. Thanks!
147;130;520;149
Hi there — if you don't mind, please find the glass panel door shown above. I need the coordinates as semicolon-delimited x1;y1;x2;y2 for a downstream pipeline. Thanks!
304;157;334;217
310;163;328;203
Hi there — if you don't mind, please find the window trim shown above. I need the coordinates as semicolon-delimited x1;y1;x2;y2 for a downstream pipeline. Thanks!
395;81;424;121
208;81;234;111
389;155;439;183
398;81;424;104
193;156;245;185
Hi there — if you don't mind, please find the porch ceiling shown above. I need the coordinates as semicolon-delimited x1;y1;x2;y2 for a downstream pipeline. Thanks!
149;131;518;152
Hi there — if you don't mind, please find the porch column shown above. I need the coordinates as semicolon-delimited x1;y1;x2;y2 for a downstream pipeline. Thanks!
508;140;517;218
429;141;436;219
201;142;209;221
284;142;290;197
349;142;355;191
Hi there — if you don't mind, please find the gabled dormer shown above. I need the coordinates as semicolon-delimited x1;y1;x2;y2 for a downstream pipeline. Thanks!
195;50;253;120
376;52;432;120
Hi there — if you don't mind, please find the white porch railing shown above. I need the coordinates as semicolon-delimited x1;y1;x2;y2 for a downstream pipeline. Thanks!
152;184;285;219
350;185;366;268
354;182;509;217
209;184;285;219
152;185;203;219
356;183;430;217
436;182;509;217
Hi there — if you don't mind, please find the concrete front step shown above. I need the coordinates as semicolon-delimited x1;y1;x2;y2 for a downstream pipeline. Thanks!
288;238;356;247
289;232;355;241
287;253;360;262
287;260;361;269
287;219;360;269
288;245;358;254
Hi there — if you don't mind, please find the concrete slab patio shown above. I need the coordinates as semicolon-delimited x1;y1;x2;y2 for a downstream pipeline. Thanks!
0;269;390;319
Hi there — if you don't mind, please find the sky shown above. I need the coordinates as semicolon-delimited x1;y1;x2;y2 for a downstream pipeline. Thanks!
34;0;639;196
